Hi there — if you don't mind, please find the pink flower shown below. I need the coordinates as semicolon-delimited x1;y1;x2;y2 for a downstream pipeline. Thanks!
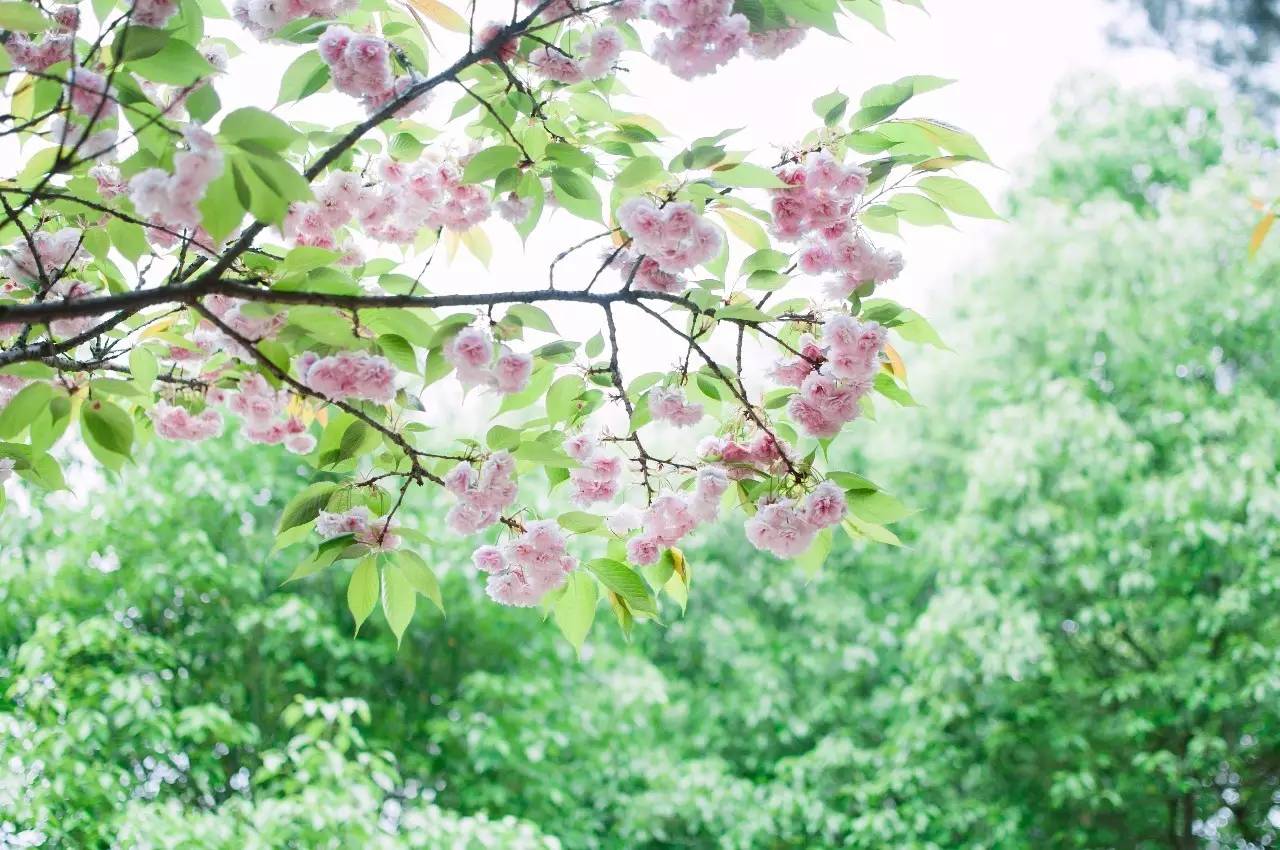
744;499;817;558
648;386;704;427
800;481;846;528
563;433;598;461
150;401;223;441
473;545;506;574
316;506;372;538
298;351;397;404
478;22;518;62
617;198;721;274
626;534;660;566
444;325;494;385
229;372;287;427
67;68;112;117
492;349;533;394
131;0;179;28
445;451;518;534
284;432;316;454
484;519;576;606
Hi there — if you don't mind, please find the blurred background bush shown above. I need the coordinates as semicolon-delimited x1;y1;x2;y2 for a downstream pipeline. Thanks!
4;6;1280;847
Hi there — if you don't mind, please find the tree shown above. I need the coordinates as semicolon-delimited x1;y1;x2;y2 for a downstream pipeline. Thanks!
0;0;996;643
1116;0;1280;106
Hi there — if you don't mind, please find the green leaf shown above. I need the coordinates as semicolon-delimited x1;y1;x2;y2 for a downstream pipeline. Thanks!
893;310;949;349
220;107;301;152
889;193;953;228
128;38;214;85
0;2;50;31
558;511;602;533
850;75;953;130
506;303;557;334
615;155;664;188
81;398;134;457
129;347;159;392
917;174;1001;219
0;382;55;438
382;563;417;646
546;374;584;423
794;526;832;577
586;558;657;616
713;163;788;188
277;50;330;104
278;480;341;532
397;550;444;613
812;89;849;125
462;145;520;183
848;490;911;524
198;168;244;242
554;571;598;655
551;169;603;222
347;557;379;635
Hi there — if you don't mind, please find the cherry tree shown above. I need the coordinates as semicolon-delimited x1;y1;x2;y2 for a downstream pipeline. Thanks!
0;0;997;646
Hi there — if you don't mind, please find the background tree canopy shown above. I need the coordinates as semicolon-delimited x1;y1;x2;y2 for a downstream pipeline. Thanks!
2;77;1278;849
1117;0;1280;106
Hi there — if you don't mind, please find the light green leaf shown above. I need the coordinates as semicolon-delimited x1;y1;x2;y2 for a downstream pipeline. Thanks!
382;563;417;646
347;557;379;635
554;571;598;655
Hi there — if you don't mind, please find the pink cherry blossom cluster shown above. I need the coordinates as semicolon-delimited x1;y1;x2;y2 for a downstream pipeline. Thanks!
442;324;533;395
444;451;518;534
66;68;113;117
648;386;703;427
281;169;362;255
744;480;846;557
473;520;576;607
530;27;622;83
150;401;224;441
624;466;728;564
227;373;316;453
1;227;84;285
131;0;180;27
648;0;749;79
317;26;430;116
46;279;97;339
316;506;401;551
564;433;622;506
697;430;789;479
477;23;519;64
295;351;397;404
606;249;685;294
129;127;223;237
746;27;805;59
521;0;580;22
3;6;76;71
782;315;886;438
495;193;533;224
233;0;356;39
47;115;116;160
90;164;127;199
616;198;721;274
201;294;287;359
289;158;488;249
771;150;904;295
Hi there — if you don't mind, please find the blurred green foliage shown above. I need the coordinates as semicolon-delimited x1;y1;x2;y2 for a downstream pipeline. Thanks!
2;79;1277;848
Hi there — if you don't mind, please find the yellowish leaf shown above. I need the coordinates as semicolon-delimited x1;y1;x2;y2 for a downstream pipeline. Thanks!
459;226;492;267
715;208;769;250
405;0;467;32
1248;211;1274;259
883;341;907;382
